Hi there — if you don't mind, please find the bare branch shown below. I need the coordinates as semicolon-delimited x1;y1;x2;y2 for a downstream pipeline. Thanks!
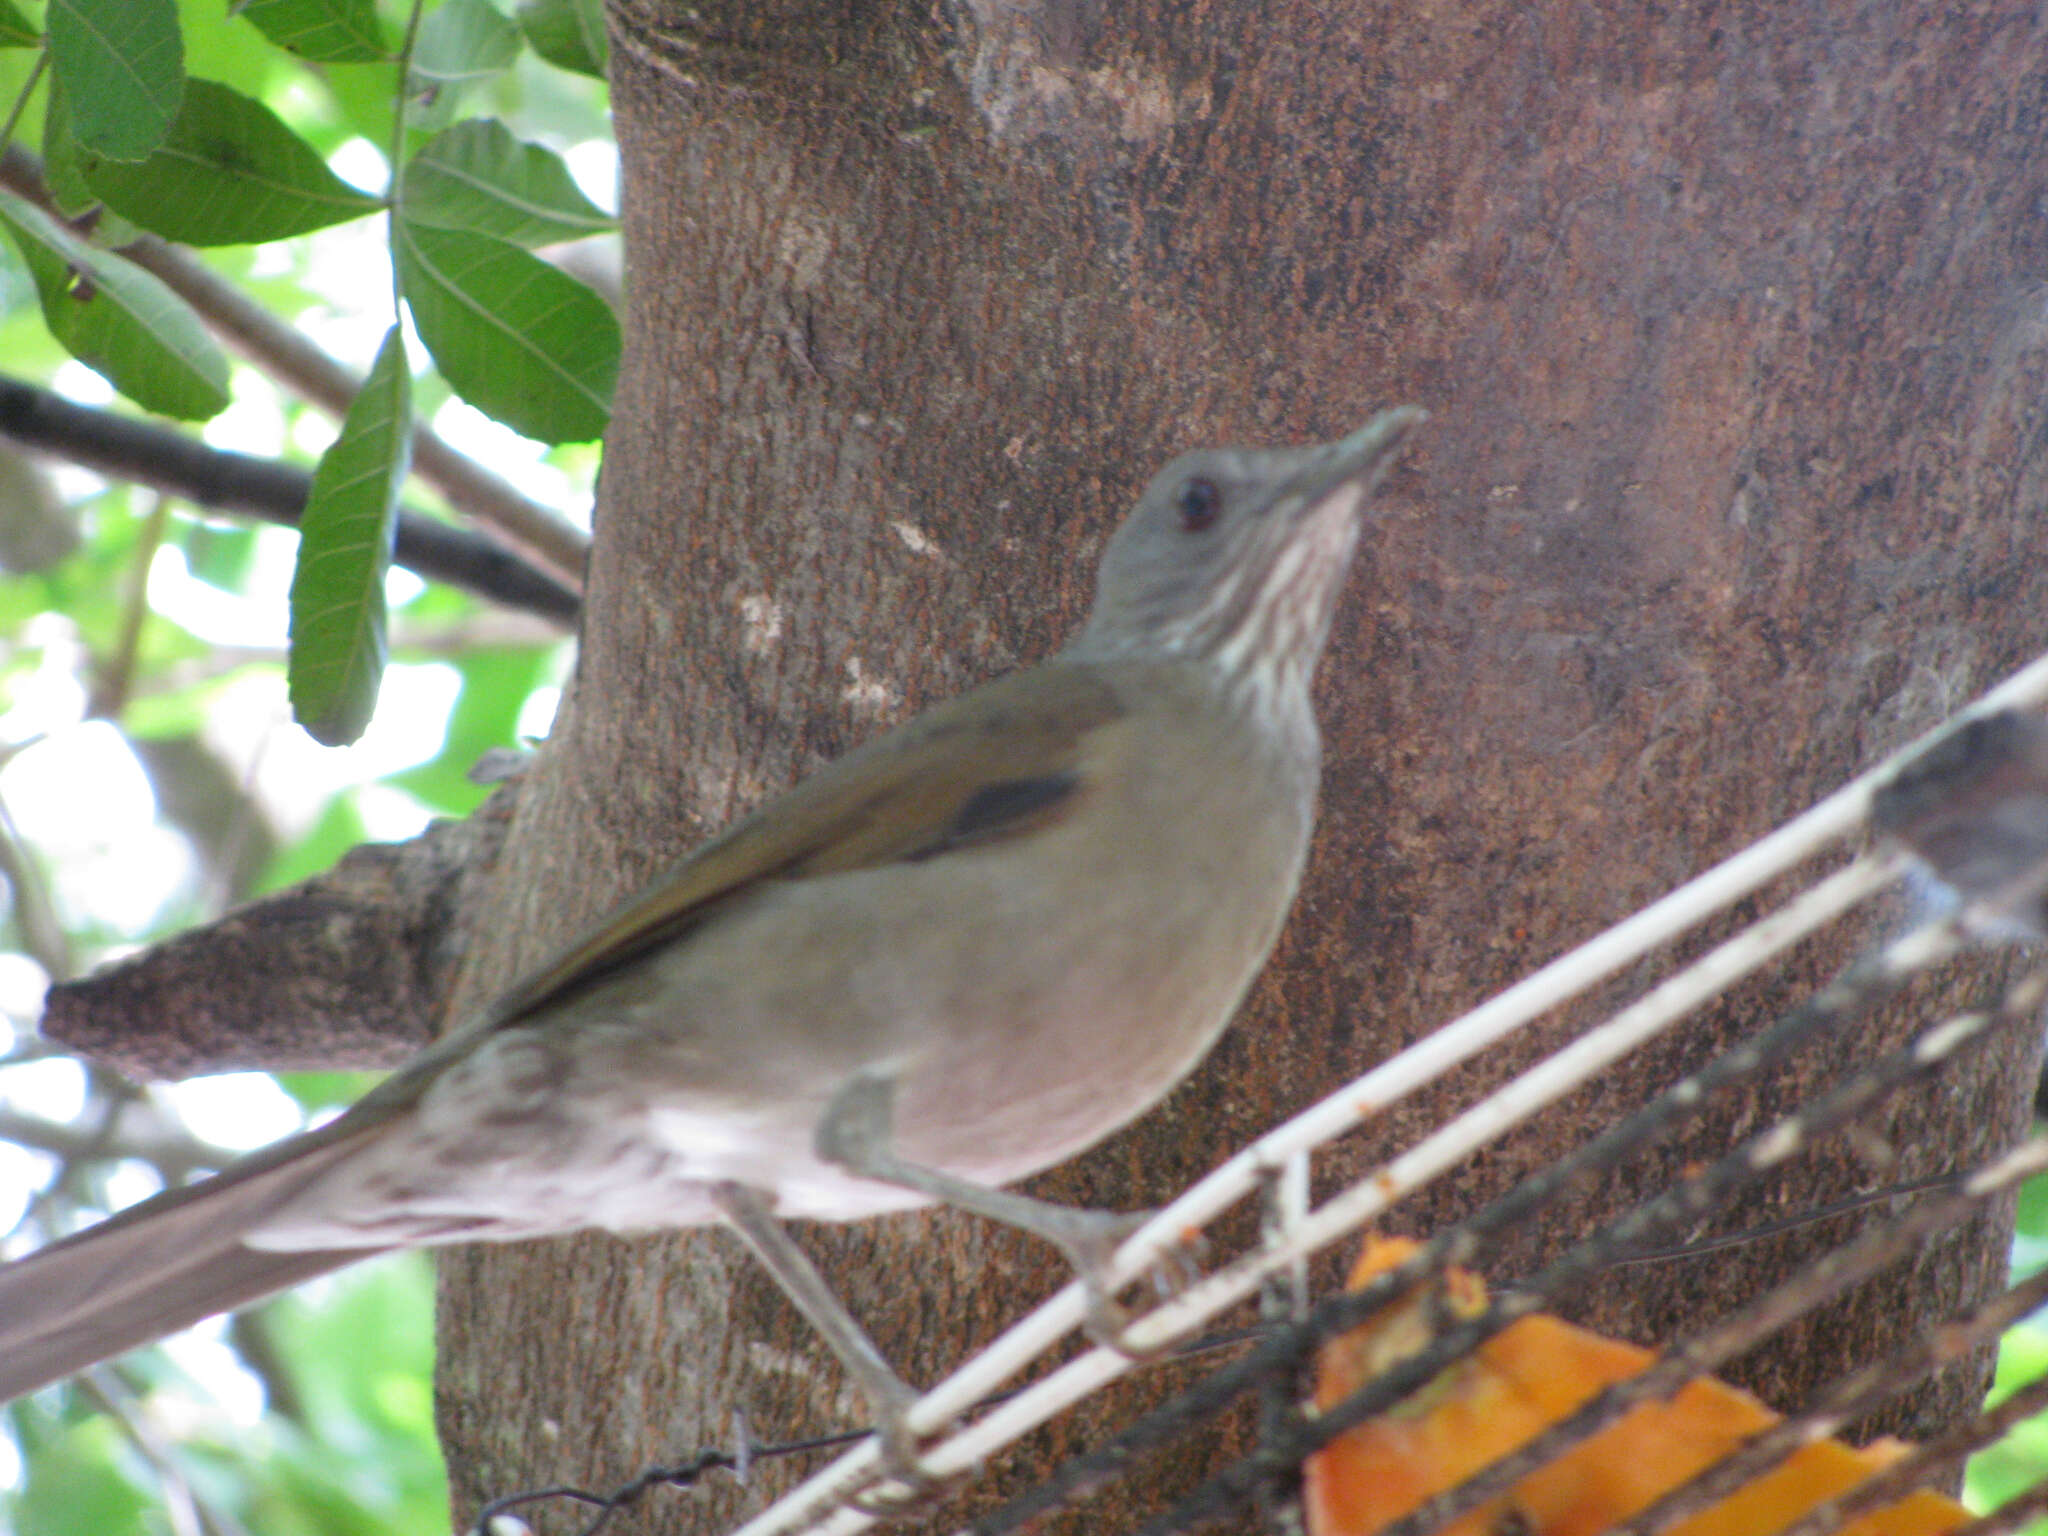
0;374;579;624
0;790;70;982
41;781;521;1080
0;1103;233;1181
88;490;172;720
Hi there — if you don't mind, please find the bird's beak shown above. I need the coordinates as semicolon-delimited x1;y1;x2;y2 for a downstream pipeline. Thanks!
1286;405;1429;517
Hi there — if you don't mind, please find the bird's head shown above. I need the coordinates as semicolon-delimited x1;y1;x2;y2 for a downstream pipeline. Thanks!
1068;406;1426;699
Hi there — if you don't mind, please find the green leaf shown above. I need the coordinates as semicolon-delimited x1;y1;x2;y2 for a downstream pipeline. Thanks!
181;517;263;590
410;0;520;95
5;1404;154;1536
81;78;383;246
0;0;38;48
275;1069;383;1115
388;644;554;813
517;0;605;77
248;1256;448;1529
257;789;366;892
1967;1325;2048;1519
396;220;614;443
39;81;96;215
239;0;387;64
288;326;412;746
272;1254;436;1434
2022;1166;2048;1239
402;119;612;247
0;191;229;418
46;0;183;162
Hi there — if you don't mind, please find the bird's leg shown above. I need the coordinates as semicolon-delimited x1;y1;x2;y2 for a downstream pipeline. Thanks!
815;1074;1158;1352
707;1180;930;1493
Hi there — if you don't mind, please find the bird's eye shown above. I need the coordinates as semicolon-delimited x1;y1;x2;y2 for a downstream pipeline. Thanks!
1177;478;1222;531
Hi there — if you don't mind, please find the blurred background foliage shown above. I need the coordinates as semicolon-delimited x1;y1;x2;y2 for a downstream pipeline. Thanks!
0;0;602;1527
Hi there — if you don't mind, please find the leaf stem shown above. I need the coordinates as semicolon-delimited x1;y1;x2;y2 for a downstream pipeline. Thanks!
388;0;428;320
88;487;173;722
0;50;47;161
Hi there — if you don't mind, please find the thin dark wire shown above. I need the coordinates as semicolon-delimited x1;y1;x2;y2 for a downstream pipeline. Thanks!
1946;1471;2048;1536
469;1432;864;1536
465;1327;1272;1535
969;924;1953;1536
1605;1169;1965;1267
1125;946;2022;1536
1770;1367;2048;1536
1322;978;2047;1536
1603;1233;2048;1536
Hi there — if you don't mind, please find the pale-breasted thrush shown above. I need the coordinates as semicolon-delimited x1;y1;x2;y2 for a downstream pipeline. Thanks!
0;405;1426;1453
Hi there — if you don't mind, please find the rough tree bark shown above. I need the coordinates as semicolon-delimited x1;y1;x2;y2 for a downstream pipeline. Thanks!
44;2;2048;1532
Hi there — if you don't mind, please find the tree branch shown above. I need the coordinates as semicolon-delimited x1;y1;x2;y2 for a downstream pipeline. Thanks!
0;784;71;982
40;781;521;1080
0;374;579;624
0;1104;233;1181
0;145;593;594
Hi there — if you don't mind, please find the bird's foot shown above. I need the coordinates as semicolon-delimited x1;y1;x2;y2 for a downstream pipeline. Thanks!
1040;1208;1208;1359
843;1387;955;1518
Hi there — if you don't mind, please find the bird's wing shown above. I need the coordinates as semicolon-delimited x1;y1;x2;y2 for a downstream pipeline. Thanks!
487;662;1126;1025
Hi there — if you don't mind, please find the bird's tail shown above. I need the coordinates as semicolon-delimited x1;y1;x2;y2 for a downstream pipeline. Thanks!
0;1117;391;1401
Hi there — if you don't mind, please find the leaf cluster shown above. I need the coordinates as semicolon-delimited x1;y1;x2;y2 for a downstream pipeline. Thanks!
0;0;612;743
0;6;606;1529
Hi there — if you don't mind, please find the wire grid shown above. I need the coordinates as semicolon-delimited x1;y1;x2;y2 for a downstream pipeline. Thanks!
715;649;2048;1536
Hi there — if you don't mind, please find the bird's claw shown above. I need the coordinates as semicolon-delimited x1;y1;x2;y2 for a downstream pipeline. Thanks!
1058;1210;1208;1359
844;1416;952;1518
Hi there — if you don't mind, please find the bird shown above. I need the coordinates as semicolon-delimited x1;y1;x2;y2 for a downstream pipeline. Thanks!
0;405;1425;1455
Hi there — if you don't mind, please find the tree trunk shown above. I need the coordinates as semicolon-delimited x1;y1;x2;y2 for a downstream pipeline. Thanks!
278;2;2048;1529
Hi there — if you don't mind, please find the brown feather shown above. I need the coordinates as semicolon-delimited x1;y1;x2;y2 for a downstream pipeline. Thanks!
0;1123;386;1399
485;663;1124;1024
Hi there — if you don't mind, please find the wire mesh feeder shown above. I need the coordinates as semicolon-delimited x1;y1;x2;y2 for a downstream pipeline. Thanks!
632;656;2048;1536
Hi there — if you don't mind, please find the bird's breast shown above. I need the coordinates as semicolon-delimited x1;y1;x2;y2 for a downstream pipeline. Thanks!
870;683;1319;1190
